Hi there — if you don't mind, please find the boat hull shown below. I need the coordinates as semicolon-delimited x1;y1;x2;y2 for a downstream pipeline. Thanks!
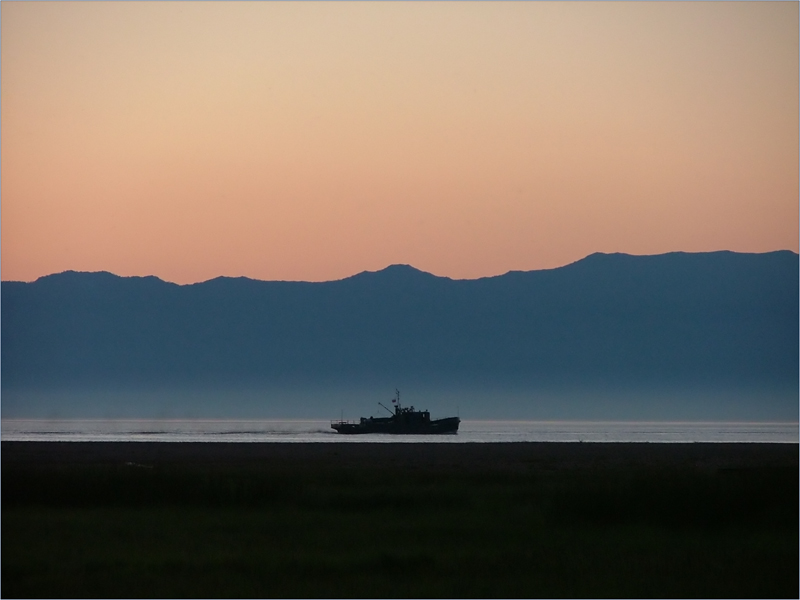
331;416;460;435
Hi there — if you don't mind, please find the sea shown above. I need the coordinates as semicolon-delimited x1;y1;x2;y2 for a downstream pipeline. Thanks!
1;419;797;443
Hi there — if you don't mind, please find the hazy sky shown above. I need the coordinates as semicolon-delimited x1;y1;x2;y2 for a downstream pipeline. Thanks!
2;1;797;284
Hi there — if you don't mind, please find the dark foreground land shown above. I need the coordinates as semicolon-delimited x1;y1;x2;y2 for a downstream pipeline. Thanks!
3;441;798;598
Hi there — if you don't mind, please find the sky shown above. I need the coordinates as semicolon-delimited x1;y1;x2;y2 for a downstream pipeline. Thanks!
2;1;797;284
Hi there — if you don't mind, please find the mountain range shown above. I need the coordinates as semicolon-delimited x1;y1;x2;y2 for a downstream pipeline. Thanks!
2;251;797;419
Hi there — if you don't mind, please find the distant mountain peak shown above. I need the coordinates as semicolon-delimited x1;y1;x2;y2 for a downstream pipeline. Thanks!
38;270;120;281
33;270;174;288
379;264;430;275
345;264;444;282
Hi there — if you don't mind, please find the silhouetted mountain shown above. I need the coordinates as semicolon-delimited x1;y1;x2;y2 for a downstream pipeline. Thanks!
3;251;796;397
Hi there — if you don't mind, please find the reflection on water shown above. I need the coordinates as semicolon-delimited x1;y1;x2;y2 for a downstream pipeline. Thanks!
1;419;797;443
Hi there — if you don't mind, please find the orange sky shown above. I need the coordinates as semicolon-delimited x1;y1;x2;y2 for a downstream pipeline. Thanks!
2;1;797;283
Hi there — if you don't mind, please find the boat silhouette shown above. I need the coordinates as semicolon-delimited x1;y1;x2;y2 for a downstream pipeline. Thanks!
331;390;460;435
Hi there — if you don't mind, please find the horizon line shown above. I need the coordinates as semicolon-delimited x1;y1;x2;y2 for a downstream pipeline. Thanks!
2;249;797;287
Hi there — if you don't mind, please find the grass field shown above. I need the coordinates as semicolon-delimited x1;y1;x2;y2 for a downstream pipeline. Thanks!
3;442;797;598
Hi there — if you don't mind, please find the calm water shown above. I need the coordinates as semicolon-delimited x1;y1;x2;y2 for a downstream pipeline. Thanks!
2;419;797;443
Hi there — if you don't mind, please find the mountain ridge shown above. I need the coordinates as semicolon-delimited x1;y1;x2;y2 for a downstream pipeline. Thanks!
8;249;795;287
2;250;797;419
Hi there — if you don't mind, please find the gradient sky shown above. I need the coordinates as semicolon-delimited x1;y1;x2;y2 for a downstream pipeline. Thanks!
2;1;797;284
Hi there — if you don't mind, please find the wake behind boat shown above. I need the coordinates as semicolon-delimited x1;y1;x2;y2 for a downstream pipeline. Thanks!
331;390;460;435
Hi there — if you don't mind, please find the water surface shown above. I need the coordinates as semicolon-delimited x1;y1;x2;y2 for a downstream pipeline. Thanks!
2;419;796;443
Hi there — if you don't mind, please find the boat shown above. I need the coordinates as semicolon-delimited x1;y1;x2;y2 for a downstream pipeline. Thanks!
331;390;460;435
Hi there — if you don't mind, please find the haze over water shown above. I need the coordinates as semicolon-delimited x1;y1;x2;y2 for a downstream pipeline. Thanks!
3;419;796;444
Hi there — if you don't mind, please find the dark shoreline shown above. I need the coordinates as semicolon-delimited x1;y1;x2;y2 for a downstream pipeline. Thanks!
4;440;797;598
3;440;797;471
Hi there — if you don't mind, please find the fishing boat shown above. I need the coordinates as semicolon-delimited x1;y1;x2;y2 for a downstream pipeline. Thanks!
331;390;460;435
